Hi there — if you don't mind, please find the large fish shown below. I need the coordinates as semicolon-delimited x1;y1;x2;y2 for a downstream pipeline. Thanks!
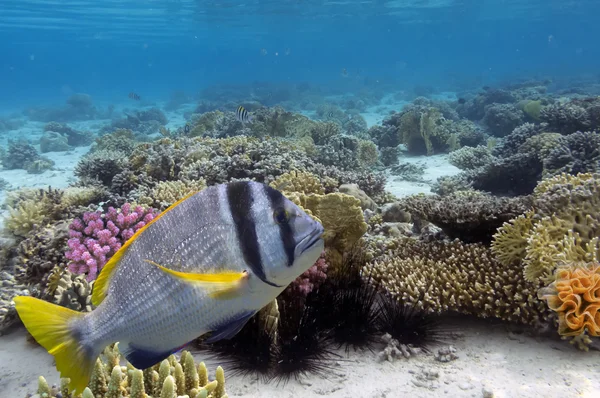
14;181;324;393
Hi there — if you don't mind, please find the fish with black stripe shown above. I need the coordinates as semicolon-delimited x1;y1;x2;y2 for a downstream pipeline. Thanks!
13;181;324;394
236;105;253;123
128;92;141;101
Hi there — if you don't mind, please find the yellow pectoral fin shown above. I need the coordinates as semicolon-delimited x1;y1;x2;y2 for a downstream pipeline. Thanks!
144;260;248;300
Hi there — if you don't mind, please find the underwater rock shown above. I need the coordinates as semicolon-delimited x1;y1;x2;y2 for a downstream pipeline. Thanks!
381;202;412;223
40;131;71;153
339;183;376;211
44;122;94;146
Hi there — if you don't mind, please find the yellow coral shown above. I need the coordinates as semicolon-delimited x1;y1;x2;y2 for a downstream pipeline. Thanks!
367;237;552;325
539;262;600;337
148;179;206;209
4;199;46;236
533;172;594;197
270;170;325;195
33;346;228;398
523;215;572;283
491;210;535;266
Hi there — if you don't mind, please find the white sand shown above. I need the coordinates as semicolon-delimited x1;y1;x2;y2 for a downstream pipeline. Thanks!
385;154;461;198
1;316;599;398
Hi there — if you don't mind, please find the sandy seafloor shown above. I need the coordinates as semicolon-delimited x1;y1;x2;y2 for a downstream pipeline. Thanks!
2;316;600;398
0;104;599;397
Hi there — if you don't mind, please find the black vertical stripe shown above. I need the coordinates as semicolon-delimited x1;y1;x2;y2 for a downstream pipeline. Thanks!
227;181;281;287
264;185;296;268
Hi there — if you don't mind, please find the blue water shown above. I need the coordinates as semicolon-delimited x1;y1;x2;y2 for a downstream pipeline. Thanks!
1;0;599;108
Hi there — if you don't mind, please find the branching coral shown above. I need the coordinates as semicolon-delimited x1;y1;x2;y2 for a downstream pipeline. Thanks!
66;203;158;280
0;270;30;332
448;145;494;170
33;346;228;398
491;210;535;266
540;102;591;135
543;131;600;177
281;251;328;303
367;237;552;326
270;170;326;195
75;149;129;186
482;103;524;137
92;129;136;155
539;262;600;337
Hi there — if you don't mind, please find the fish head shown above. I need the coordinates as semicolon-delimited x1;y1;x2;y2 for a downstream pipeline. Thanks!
255;185;324;287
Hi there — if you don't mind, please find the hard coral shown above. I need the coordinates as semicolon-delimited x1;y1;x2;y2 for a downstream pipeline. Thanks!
540;102;591;135
66;203;158;280
367;237;552;326
482;103;524;137
34;347;229;398
543;131;600;177
399;191;533;243
539;262;600;337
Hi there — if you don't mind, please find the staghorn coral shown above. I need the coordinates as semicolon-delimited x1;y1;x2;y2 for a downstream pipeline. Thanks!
519;132;563;162
539;262;600;338
33;346;228;398
66;203;158;281
492;122;547;158
367;237;552;326
399;191;533;243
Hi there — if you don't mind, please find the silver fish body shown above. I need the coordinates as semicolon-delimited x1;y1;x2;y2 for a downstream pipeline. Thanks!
75;181;324;367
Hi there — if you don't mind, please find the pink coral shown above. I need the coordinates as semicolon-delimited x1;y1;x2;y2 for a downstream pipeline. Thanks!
66;203;158;281
284;251;329;298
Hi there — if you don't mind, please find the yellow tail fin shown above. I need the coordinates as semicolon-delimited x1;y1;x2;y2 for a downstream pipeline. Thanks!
13;296;95;394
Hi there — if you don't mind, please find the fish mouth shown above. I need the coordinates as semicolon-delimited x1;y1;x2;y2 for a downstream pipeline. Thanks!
299;226;324;254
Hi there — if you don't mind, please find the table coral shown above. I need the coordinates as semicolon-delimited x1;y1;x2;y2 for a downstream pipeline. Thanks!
367;237;552;326
66;203;158;281
399;191;533;243
538;262;600;337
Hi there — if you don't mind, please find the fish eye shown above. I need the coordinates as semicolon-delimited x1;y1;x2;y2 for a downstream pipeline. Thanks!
273;208;289;224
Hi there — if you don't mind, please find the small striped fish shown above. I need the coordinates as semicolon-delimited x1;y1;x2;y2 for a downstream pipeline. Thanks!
128;92;141;100
14;181;324;394
236;105;253;123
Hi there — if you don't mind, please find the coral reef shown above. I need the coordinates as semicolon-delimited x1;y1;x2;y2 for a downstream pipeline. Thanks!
92;129;137;155
482;103;524;137
40;131;71;153
1;139;54;173
75;149;129;186
543;131;600;177
32;346;228;398
399;191;533;243
540;102;591;135
448;145;494;170
52;269;94;312
66;203;158;280
367;236;552;326
45;122;94;146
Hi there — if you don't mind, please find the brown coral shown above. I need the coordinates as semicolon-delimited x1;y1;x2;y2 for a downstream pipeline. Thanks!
539;262;600;337
368;237;552;326
491;210;535;266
